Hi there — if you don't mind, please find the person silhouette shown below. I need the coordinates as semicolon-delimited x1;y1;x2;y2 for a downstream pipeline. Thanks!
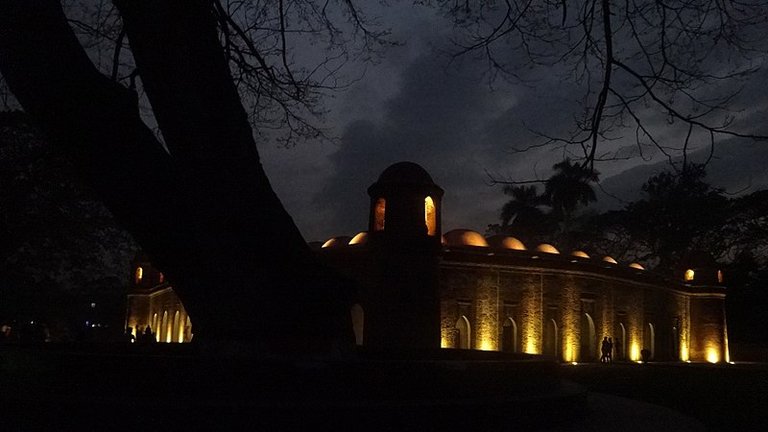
600;336;609;363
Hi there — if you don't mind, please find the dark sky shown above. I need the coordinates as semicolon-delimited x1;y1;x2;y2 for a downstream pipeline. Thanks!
255;4;768;242
6;2;768;243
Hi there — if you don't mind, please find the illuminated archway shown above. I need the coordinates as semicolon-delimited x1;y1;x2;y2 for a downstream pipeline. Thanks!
424;196;437;236
543;319;558;358
351;304;364;346
456;316;471;349
618;323;627;361
581;313;596;361
151;313;158;339
502;318;519;353
644;322;656;360
172;311;180;343
160;311;168;343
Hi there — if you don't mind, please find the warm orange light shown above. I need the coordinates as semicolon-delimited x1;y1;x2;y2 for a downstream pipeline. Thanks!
135;267;143;283
717;270;724;284
536;244;559;254
424;196;437;236
680;344;690;362
684;269;695;282
602;256;618;264
321;238;337;248
571;250;589;259
349;232;369;245
374;198;386;231
630;343;640;361
501;237;526;250
461;231;488;247
629;263;645;270
706;347;719;364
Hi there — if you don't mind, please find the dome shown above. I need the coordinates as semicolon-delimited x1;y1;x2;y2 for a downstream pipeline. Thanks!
536;244;560;254
376;161;435;186
443;229;489;247
486;235;526;250
321;236;352;249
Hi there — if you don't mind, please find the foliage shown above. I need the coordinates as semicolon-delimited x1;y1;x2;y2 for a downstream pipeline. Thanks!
0;111;137;339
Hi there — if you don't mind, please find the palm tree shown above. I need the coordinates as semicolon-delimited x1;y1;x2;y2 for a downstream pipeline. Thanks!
543;159;600;221
500;185;545;227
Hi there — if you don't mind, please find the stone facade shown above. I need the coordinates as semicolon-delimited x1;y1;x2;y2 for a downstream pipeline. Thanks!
125;162;728;363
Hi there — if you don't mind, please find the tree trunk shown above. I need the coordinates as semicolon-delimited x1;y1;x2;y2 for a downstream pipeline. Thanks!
0;0;354;353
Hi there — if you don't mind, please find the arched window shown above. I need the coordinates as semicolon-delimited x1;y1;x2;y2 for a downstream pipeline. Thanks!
374;198;386;231
424;196;437;236
135;267;143;284
351;304;364;346
618;323;627;361
684;269;695;282
455;316;471;349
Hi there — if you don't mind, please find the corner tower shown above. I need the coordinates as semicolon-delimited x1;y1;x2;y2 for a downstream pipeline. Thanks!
367;161;444;247
365;162;444;350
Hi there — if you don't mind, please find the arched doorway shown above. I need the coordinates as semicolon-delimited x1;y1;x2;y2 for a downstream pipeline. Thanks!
671;320;680;361
455;316;471;349
543;319;558;358
502;318;519;353
644;322;656;360
351;304;364;346
580;313;596;361
160;311;168;343
172;311;180;343
617;323;627;361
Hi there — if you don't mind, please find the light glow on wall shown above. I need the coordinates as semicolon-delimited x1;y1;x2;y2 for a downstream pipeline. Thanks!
479;339;494;351
680;343;690;362
525;338;537;354
630;342;640;362
706;347;720;364
135;267;143;283
602;256;618;264
629;263;645;270
571;250;589;259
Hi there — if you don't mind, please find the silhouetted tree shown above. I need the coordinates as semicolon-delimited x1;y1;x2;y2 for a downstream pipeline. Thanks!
543;159;600;222
442;0;768;167
0;0;379;352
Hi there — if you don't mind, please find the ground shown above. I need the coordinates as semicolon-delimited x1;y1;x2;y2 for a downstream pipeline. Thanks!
0;344;765;430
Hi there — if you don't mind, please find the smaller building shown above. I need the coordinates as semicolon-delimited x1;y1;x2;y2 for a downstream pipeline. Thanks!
126;253;192;343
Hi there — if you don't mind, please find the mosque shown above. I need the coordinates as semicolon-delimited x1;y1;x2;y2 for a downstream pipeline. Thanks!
126;162;729;363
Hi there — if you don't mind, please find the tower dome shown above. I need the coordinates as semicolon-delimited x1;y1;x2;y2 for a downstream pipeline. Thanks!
367;161;444;244
376;161;436;186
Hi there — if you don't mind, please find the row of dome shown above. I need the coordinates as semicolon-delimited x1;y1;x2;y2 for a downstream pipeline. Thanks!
318;229;646;271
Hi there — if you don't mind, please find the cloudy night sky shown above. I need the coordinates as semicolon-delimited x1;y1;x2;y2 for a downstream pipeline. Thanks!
242;3;768;243
6;2;768;243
